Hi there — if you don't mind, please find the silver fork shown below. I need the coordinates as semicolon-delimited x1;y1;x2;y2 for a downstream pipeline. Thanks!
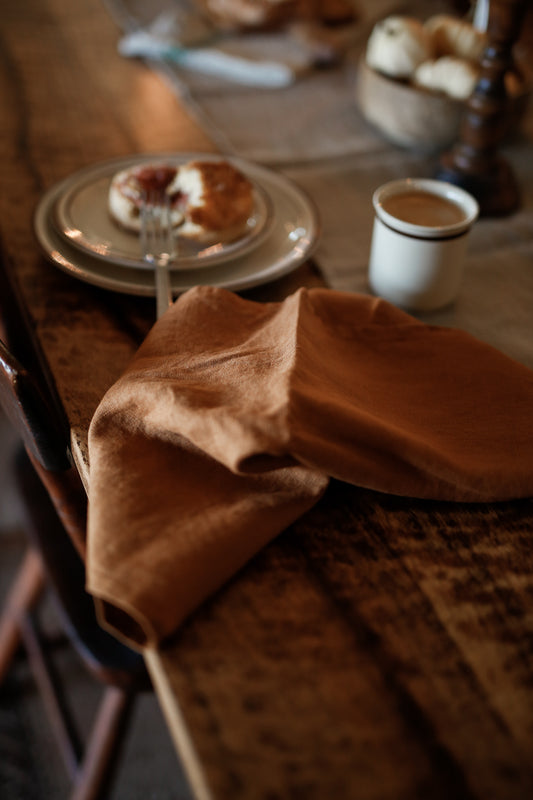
140;192;175;319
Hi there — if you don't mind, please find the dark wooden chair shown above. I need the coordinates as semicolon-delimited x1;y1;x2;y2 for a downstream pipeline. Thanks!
0;258;151;800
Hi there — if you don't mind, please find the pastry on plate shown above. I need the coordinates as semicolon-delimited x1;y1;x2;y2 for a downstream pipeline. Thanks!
169;160;254;244
108;164;184;233
108;159;255;245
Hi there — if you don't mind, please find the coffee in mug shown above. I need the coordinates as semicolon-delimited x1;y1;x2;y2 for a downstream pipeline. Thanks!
381;190;467;227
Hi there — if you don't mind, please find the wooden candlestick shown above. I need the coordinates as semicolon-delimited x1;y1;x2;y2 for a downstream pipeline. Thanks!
436;0;528;216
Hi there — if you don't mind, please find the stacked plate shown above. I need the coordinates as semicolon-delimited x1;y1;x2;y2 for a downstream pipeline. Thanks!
34;153;320;296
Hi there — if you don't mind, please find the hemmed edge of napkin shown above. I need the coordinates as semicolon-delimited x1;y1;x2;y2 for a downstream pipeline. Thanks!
94;595;156;652
86;428;329;650
89;469;328;652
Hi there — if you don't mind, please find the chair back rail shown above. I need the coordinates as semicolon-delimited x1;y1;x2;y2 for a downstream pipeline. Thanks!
0;249;72;471
0;254;153;799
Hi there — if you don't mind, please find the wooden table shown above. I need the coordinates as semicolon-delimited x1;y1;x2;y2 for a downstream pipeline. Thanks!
2;1;533;799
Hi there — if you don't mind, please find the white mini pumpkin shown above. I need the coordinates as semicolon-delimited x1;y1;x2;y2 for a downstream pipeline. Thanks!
413;56;479;101
425;15;487;62
366;16;432;79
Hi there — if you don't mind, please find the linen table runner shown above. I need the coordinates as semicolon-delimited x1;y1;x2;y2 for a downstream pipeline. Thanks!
103;0;533;372
104;0;438;163
87;287;533;649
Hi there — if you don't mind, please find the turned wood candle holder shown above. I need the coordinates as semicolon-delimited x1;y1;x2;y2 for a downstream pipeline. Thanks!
436;0;528;216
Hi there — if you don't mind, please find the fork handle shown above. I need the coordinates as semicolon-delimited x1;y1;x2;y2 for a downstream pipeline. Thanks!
155;262;173;319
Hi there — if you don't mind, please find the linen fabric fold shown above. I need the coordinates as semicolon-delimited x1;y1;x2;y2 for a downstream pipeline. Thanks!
87;286;533;648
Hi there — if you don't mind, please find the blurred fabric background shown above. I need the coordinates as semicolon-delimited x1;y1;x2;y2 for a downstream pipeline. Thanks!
0;409;191;800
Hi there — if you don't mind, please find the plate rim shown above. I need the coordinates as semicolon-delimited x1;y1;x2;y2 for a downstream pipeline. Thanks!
52;152;275;271
33;155;321;297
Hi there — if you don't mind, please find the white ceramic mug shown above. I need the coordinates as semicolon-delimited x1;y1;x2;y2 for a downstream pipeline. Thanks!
368;178;479;311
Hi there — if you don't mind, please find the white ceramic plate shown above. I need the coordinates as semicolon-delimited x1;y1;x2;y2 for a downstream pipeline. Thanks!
53;153;273;270
34;156;320;297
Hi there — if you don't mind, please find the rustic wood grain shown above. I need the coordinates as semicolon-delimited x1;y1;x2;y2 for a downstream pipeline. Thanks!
1;1;533;799
0;0;324;482
154;484;533;800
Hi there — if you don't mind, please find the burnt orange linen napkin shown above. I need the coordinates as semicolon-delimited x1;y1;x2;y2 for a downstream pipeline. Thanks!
87;286;533;648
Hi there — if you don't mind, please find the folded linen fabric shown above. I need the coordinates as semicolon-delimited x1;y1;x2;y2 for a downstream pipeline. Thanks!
87;286;533;647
